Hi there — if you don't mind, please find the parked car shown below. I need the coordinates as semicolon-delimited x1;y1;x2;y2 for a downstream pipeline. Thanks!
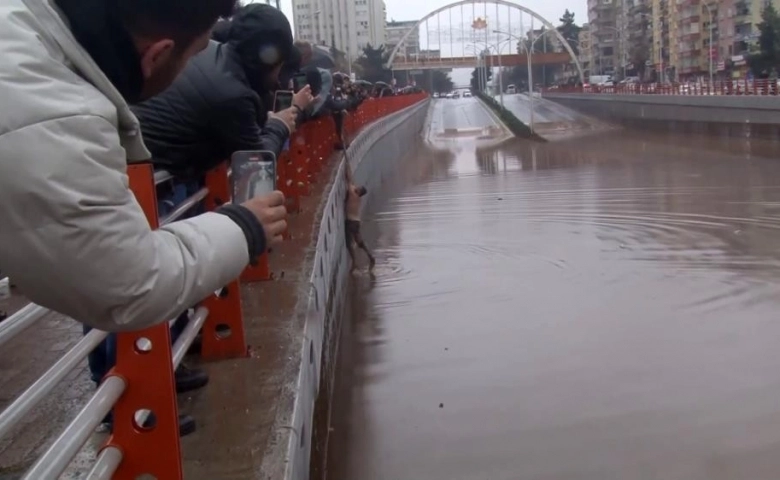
506;84;517;94
463;91;472;97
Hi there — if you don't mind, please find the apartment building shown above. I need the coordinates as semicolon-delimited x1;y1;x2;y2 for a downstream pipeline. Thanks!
627;0;654;78
588;0;622;76
386;20;420;59
292;0;386;60
579;23;593;76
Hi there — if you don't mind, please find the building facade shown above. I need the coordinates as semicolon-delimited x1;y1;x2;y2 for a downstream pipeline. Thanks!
579;23;593;77
385;20;420;59
291;0;386;61
588;0;622;76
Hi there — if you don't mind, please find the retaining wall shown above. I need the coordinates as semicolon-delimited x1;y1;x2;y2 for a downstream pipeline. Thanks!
542;93;780;138
270;98;430;480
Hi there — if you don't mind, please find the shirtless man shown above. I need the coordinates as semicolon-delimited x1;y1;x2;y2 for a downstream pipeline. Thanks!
344;162;375;273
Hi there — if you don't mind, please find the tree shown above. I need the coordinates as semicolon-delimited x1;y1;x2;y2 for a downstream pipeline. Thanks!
427;70;454;93
355;44;392;83
750;2;780;75
557;9;581;56
470;64;493;91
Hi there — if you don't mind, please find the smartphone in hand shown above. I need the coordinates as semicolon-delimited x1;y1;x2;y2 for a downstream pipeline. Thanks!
230;150;277;204
273;90;294;112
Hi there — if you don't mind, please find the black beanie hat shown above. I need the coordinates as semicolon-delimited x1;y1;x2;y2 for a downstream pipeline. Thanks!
226;4;293;69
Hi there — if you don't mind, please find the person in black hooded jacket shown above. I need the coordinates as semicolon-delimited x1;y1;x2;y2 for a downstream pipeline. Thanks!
133;4;313;179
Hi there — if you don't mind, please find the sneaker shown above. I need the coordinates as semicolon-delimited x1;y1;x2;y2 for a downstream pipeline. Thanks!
175;364;209;394
98;414;197;437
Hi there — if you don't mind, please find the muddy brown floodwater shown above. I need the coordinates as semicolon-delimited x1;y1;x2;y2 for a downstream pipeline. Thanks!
326;110;780;480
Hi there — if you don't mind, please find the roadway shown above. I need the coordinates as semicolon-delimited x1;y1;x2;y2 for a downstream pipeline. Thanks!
327;98;780;480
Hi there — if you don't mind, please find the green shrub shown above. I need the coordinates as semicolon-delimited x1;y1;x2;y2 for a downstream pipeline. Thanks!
473;90;547;142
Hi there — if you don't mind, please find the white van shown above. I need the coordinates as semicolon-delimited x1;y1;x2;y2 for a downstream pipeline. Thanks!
506;84;517;94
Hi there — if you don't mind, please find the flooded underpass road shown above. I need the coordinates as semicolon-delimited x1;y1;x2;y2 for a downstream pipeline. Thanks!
326;97;780;480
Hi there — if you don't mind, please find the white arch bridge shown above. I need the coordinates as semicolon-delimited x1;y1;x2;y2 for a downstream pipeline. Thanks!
384;0;584;84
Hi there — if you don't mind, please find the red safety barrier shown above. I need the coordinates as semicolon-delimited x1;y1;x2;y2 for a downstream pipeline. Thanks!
276;93;428;213
203;164;249;360
544;78;779;96
108;163;183;480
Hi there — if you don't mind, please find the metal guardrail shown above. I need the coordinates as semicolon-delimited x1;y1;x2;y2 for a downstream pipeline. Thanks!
0;180;213;479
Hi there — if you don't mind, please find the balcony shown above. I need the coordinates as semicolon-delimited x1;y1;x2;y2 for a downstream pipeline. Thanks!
679;48;701;58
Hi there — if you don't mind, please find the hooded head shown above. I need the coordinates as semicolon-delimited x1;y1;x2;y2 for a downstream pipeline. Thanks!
224;4;294;92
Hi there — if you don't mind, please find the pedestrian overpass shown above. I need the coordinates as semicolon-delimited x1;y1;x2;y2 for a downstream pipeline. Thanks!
392;52;570;71
384;0;584;83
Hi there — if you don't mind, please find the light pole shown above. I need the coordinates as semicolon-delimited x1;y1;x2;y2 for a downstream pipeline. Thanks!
702;1;715;87
493;29;557;133
470;39;514;106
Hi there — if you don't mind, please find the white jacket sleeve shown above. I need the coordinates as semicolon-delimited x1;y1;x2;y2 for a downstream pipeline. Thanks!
0;115;250;331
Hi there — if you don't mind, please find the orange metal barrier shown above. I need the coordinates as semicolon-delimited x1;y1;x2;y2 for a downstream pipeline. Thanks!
95;92;427;478
276;93;427;215
111;163;183;480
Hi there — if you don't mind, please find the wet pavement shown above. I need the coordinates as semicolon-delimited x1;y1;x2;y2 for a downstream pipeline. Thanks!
496;93;610;140
327;98;780;480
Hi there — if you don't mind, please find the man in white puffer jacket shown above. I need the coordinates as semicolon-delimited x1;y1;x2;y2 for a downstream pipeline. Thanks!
0;0;288;332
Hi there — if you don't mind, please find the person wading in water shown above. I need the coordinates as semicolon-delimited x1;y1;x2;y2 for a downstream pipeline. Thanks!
344;161;375;273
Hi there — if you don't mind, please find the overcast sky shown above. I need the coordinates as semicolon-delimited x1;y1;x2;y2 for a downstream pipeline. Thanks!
278;0;588;31
276;0;587;87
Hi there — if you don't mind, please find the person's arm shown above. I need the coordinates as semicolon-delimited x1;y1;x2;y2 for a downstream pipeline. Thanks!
210;95;291;158
0;115;259;331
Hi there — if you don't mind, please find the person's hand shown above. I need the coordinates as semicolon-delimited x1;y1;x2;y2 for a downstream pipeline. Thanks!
293;84;314;110
268;108;298;134
241;190;287;246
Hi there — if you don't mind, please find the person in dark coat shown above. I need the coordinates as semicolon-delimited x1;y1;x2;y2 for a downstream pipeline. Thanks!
133;4;313;179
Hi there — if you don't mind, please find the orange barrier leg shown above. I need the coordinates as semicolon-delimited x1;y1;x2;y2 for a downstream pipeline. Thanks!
202;165;249;359
107;163;182;480
200;279;248;360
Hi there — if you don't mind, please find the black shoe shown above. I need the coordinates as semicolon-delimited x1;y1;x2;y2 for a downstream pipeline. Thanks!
175;364;209;394
177;414;197;437
186;333;203;356
100;414;197;437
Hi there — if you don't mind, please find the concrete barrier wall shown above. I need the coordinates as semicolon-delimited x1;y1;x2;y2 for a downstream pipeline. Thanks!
542;93;780;138
274;99;430;480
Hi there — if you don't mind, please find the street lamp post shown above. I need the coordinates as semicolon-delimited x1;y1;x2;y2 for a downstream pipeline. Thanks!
469;40;512;103
493;29;557;133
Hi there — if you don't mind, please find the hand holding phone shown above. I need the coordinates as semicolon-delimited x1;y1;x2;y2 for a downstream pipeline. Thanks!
273;90;294;112
292;85;314;110
230;150;277;204
268;108;298;134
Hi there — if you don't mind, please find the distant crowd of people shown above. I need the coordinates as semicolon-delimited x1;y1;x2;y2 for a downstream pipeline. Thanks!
0;0;412;436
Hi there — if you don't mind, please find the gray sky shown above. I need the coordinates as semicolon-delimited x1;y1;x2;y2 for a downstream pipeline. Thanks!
277;0;587;87
279;0;588;33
